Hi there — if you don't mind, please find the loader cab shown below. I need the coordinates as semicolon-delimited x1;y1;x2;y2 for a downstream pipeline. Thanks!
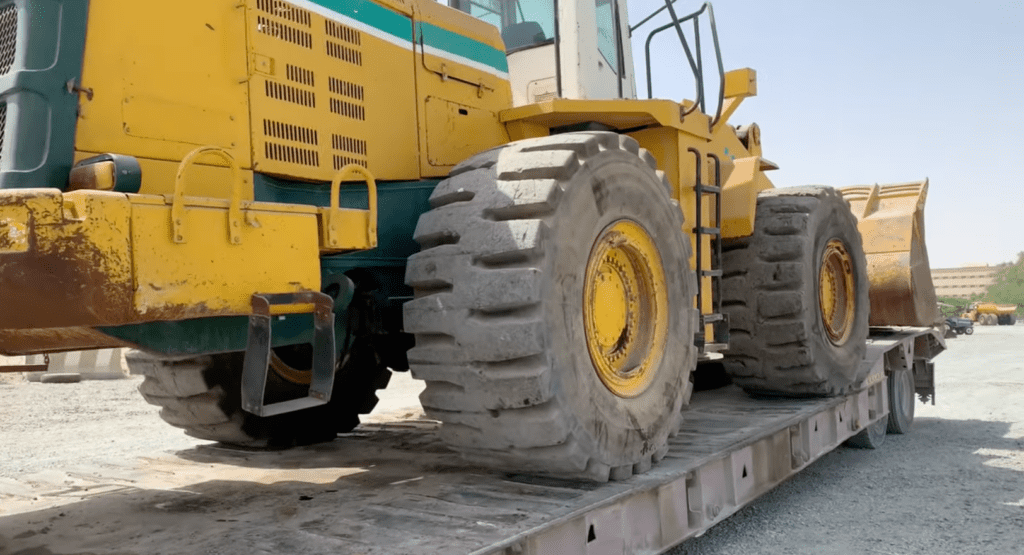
448;0;637;105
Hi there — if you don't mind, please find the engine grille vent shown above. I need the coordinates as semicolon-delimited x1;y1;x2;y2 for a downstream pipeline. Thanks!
326;41;362;65
329;77;363;101
325;20;360;46
0;102;6;164
265;80;315;108
0;4;17;76
257;16;312;49
256;0;311;27
264;119;318;146
330;98;365;120
333;155;367;170
265;142;319;167
286;64;314;87
332;134;366;156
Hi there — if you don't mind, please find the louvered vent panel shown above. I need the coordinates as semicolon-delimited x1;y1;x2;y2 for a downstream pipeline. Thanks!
264;119;318;145
256;0;311;26
329;77;364;101
325;20;360;46
326;41;362;65
265;80;316;107
248;0;398;181
286;64;315;86
258;16;312;48
0;102;6;164
332;134;367;156
0;4;16;76
330;98;365;120
265;142;319;167
333;155;367;170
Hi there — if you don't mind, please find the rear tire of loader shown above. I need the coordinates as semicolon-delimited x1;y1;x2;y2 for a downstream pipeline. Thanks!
404;132;697;481
131;338;391;448
720;187;870;396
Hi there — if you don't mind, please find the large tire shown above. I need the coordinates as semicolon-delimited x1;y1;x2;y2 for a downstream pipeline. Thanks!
404;132;697;481
846;418;886;449
720;187;870;396
131;337;390;448
886;367;915;434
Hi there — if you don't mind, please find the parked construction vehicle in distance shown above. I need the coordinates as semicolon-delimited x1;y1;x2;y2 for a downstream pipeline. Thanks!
964;302;1018;326
0;0;944;511
945;316;974;336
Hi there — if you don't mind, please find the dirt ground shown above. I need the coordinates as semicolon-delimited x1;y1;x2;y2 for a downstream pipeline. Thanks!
1;324;1022;554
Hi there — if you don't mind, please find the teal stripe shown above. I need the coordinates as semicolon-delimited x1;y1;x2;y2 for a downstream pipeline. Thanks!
311;0;413;42
417;22;509;74
306;0;508;75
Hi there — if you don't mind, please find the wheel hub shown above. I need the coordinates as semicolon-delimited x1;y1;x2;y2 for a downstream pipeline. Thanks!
583;219;668;398
819;239;856;345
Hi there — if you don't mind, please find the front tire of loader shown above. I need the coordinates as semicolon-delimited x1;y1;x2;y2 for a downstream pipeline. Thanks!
132;338;391;448
404;132;697;481
720;187;870;396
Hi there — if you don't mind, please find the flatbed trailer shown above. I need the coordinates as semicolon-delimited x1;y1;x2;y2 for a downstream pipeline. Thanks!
235;326;939;555
0;328;943;554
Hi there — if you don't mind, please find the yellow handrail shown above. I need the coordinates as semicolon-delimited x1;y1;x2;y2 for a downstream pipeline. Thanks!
172;146;244;245
327;164;378;249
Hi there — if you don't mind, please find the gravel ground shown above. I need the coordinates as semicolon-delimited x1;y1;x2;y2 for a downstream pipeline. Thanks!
1;324;1022;554
668;324;1024;555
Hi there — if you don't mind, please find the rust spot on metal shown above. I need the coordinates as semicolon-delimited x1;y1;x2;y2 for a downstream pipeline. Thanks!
0;327;132;356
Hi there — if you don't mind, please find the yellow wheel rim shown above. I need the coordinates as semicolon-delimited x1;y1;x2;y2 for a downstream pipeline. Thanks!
270;352;312;385
819;239;856;345
583;219;668;398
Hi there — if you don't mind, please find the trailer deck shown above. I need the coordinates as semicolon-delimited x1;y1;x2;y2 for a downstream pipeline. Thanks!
0;328;942;555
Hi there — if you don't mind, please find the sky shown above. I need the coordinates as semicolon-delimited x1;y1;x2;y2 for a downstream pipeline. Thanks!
624;0;1024;268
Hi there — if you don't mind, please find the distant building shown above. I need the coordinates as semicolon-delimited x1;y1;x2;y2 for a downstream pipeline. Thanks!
931;265;1000;298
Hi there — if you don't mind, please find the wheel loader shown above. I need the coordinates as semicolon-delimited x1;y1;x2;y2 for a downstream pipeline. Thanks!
0;0;939;481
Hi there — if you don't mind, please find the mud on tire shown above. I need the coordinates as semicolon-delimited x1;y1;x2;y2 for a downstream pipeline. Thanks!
720;186;870;396
404;132;697;481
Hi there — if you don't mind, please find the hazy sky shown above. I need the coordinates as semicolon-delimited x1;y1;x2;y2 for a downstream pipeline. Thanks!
626;0;1023;268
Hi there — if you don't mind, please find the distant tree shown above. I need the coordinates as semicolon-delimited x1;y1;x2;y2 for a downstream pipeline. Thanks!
984;254;1024;314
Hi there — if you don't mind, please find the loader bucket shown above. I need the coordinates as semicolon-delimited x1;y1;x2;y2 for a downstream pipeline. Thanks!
839;181;938;327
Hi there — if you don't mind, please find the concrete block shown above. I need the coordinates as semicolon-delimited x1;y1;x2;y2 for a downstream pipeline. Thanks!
25;349;129;382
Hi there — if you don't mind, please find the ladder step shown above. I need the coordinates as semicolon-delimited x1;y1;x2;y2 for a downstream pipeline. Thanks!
700;269;723;277
702;313;725;324
696;185;722;194
694;227;721;235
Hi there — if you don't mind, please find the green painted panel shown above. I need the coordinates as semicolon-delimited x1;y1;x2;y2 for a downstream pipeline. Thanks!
0;0;90;190
253;174;436;266
310;0;412;42
417;21;509;73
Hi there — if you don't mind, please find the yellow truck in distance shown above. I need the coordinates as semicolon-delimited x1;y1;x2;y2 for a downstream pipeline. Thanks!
964;302;1018;326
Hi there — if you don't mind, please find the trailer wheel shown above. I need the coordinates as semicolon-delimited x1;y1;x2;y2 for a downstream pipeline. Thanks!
886;367;915;434
964;326;974;335
404;132;697;481
847;418;886;449
720;187;870;396
132;339;390;448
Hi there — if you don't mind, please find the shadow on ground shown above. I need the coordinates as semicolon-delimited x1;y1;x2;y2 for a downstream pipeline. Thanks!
1;418;1022;555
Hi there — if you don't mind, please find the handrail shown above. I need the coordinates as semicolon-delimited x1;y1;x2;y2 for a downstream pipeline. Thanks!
327;164;378;249
172;146;244;245
637;2;725;128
